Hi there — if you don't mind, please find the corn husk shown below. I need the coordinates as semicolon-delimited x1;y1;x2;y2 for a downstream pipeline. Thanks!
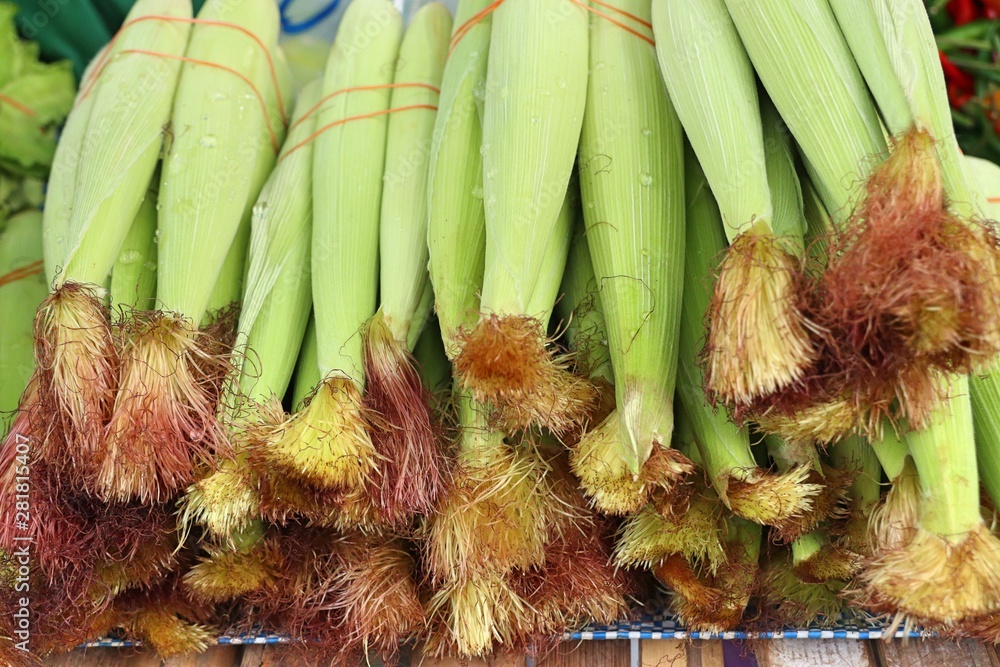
580;0;685;476
157;0;280;323
110;185;158;312
0;209;47;435
454;0;595;434
426;0;493;360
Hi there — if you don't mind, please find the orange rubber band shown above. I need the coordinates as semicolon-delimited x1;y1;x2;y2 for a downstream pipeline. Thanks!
81;15;287;124
0;260;44;289
111;49;280;153
989;197;1000;203
0;93;36;117
291;82;441;131
448;0;653;55
281;104;438;162
448;0;505;56
568;0;655;46
589;0;652;30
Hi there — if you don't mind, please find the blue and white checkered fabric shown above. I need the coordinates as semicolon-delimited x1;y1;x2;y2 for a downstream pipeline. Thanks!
564;614;928;641
83;615;926;648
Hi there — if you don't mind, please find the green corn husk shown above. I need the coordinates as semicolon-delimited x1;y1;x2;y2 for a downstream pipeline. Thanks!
291;315;319;410
61;0;191;289
579;0;685;478
235;79;319;403
564;203;692;516
312;0;401;384
110;184;158;312
833;0;977;211
0;209;47;437
42;51;101;283
969;156;1000;510
679;147;819;528
862;377;1000;626
828;0;912;137
455;0;595;434
377;2;451;347
266;0;402;498
426;0;492;361
205;45;295;316
157;0;280;323
413;317;451;396
359;4;451;525
181;80;322;539
725;0;887;222
653;0;811;407
478;0;587;316
555;219;612;387
524;178;576;332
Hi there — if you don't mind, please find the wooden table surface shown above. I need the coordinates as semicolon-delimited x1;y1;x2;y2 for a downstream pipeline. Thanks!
42;639;1000;667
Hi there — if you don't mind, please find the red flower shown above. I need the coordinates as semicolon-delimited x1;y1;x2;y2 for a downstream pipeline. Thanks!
940;52;977;108
948;0;982;24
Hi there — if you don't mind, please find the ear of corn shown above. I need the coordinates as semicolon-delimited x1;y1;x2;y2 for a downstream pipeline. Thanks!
426;0;493;360
652;0;770;243
0;209;47;435
110;183;158;312
828;0;913;136
862;376;1000;624
42;52;103;283
478;0;588;317
206;44;294;316
157;0;281;323
312;0;403;384
235;79;320;402
653;0;811;406
261;0;402;496
452;0;595;434
363;4;452;523
61;0;192;288
379;2;451;347
580;0;685;475
725;0;887;222
679;146;819;528
677;149;755;500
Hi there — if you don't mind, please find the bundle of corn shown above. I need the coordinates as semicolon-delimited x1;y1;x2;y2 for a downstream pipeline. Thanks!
726;0;1000;443
10;0;1000;658
572;0;691;515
